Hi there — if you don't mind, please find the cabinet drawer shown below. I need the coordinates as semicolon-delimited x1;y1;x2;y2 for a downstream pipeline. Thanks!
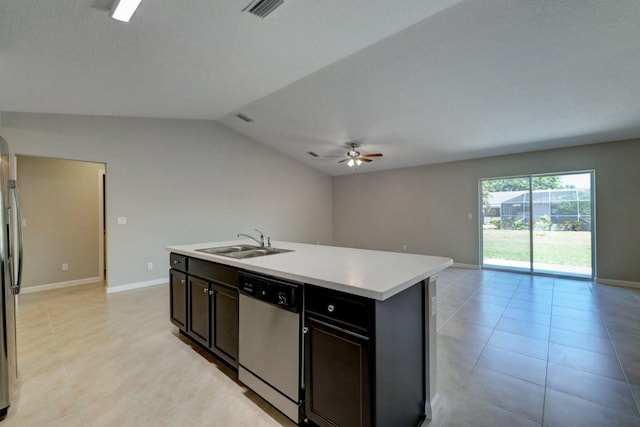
170;253;188;272
190;259;238;288
306;285;371;333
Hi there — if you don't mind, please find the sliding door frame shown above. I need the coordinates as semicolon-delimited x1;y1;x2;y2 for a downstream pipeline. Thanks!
479;170;596;279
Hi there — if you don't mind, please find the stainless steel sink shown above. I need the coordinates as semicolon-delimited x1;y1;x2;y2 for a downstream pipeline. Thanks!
226;248;293;259
196;245;293;259
196;245;258;255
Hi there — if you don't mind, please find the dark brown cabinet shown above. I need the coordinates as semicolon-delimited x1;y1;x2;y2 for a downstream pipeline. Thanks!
170;253;239;368
305;317;370;427
169;253;188;330
211;283;239;364
188;276;211;345
169;270;187;329
304;282;427;427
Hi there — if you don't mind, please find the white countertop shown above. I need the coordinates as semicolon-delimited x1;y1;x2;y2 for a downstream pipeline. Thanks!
166;240;452;301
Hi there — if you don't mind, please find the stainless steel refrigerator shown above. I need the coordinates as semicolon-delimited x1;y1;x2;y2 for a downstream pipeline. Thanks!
0;136;23;420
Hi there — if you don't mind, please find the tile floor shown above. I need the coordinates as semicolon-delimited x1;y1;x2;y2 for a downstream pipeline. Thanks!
3;269;640;426
431;268;640;427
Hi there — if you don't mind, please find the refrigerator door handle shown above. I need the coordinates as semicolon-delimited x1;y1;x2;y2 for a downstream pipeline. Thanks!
8;179;23;295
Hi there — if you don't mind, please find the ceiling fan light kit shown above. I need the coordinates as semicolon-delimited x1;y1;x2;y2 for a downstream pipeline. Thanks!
333;141;383;168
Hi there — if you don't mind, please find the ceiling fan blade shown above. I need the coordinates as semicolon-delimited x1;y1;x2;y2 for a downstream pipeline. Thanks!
359;157;373;163
337;158;349;163
361;153;383;157
324;155;345;158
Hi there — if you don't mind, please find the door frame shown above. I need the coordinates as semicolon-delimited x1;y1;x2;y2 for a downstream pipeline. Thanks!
479;170;596;279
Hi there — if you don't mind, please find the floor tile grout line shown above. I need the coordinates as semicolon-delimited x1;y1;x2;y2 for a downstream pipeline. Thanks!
455;273;550;425
438;270;496;406
436;270;498;330
539;277;560;426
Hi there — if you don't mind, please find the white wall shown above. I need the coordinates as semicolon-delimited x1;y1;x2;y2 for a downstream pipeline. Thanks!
333;139;640;283
17;156;104;287
1;113;333;290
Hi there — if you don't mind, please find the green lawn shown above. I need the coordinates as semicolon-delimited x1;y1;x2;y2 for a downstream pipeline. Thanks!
483;229;592;267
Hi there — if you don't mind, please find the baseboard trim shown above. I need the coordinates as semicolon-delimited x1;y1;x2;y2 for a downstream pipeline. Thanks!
451;263;480;270
20;276;102;294
106;278;167;294
596;277;640;290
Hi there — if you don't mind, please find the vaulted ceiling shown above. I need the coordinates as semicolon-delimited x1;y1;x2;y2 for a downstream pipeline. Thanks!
2;0;640;175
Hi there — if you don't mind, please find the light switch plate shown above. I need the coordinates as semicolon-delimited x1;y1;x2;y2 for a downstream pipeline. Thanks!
117;216;127;225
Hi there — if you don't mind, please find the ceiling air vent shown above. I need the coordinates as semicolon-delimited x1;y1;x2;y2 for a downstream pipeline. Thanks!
236;113;254;123
243;0;284;18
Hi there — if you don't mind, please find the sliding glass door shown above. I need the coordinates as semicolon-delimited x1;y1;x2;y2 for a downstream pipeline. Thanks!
481;171;594;278
481;177;531;272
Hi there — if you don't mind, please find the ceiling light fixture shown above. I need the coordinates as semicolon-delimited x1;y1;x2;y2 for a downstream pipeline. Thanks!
346;156;362;168
110;0;143;22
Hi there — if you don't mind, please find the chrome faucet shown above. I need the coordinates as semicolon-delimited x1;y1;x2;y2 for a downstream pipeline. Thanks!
237;229;265;247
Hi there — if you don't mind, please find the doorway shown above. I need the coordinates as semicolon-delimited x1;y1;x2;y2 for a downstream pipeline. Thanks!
16;156;107;290
480;171;594;278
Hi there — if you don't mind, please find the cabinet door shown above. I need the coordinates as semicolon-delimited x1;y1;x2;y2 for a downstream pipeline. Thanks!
305;317;371;427
210;284;239;365
169;270;187;330
188;276;210;346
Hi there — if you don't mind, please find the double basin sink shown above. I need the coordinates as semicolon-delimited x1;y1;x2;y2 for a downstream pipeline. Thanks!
196;244;293;259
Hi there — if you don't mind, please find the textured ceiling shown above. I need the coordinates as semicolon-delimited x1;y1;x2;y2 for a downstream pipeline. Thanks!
2;0;640;175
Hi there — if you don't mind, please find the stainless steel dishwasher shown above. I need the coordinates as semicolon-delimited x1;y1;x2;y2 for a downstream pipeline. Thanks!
238;272;302;423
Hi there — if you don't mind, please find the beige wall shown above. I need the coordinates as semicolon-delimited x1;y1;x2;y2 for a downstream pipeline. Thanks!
1;113;333;290
333;139;640;283
17;156;104;287
4;112;638;287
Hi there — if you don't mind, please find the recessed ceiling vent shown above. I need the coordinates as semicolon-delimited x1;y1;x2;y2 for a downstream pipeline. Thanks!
236;113;254;123
243;0;284;18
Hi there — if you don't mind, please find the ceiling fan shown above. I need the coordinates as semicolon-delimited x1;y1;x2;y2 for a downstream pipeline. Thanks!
328;141;383;168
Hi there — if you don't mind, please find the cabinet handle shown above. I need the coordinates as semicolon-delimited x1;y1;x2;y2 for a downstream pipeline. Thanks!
302;327;309;334
173;260;179;265
203;288;208;294
209;290;214;296
180;279;185;284
327;304;335;313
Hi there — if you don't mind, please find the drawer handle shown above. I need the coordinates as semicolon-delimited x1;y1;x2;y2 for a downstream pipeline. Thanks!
173;260;179;265
327;304;335;313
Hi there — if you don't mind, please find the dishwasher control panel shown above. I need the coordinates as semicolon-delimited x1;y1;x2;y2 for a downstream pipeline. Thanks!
239;272;300;313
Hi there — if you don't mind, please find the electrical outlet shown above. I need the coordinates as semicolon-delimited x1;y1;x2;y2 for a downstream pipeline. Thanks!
117;216;127;225
402;244;407;251
147;262;153;270
62;263;69;271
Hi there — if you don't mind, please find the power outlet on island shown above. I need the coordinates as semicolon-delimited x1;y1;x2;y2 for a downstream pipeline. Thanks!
62;263;69;271
147;262;153;270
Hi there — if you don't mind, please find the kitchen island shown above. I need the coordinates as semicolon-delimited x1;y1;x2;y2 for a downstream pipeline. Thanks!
166;240;452;426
